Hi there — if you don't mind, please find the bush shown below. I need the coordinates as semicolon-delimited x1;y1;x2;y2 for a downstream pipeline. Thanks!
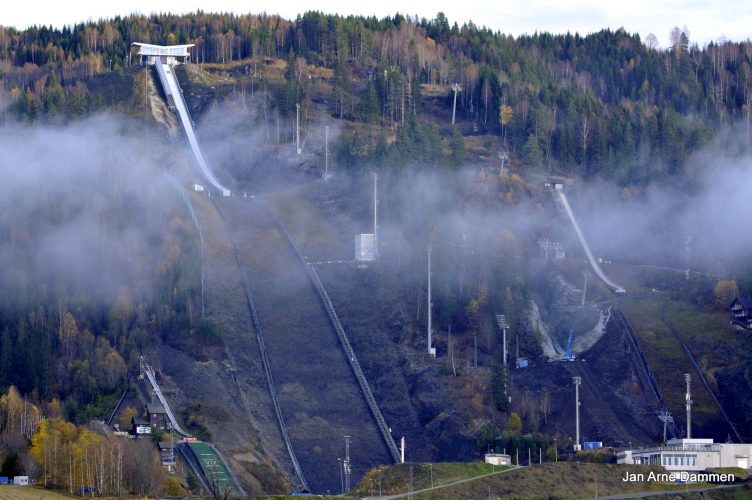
165;475;183;496
186;471;200;492
492;365;510;411
196;318;224;345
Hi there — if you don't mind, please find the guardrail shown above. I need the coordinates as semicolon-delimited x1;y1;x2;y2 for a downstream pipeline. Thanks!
257;202;401;463
309;266;402;463
107;385;129;426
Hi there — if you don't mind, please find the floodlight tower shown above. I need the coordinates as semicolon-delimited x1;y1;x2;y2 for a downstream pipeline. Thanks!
427;245;436;357
496;314;510;367
658;410;674;443
685;373;693;439
538;238;552;260
573;376;582;450
684;236;693;264
498;151;509;177
451;83;462;125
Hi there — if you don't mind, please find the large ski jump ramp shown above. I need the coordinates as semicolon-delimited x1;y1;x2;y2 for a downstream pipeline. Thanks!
154;58;231;197
556;185;626;294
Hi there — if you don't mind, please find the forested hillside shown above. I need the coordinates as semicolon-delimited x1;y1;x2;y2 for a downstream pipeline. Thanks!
0;119;219;494
1;11;752;496
1;12;751;184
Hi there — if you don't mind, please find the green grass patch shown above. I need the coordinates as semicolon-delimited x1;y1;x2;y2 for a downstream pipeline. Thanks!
0;486;77;499
403;463;710;499
621;297;729;432
707;467;748;481
352;462;510;497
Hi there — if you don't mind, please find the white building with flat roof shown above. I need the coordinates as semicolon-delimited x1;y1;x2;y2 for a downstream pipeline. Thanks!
618;438;752;472
484;453;511;466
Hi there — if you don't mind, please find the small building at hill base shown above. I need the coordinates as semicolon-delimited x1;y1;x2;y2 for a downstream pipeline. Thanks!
12;476;28;486
485;453;511;465
131;416;151;436
147;402;168;429
159;441;176;468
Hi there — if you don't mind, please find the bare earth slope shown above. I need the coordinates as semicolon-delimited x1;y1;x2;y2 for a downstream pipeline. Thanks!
512;315;662;446
158;191;295;494
222;197;393;493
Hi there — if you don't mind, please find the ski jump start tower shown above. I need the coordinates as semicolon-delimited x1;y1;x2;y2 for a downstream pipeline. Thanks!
133;42;194;65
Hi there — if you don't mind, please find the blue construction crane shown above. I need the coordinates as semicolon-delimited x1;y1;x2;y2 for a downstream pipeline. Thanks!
563;329;575;361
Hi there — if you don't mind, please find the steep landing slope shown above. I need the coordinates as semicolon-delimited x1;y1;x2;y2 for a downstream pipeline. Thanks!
222;197;393;494
157;190;296;494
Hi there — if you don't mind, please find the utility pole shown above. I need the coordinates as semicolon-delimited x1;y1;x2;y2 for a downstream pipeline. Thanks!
296;103;301;154
338;458;343;494
496;314;510;367
373;173;378;258
685;373;693;439
684;235;693;264
378;467;382;496
343;435;351;492
427;245;435;357
448;325;456;376
451;83;462;125
582;271;590;306
573;376;582;450
167;422;174;471
324;125;329;180
474;334;478;368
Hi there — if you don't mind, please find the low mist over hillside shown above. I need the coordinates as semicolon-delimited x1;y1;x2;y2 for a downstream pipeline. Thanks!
0;9;751;498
